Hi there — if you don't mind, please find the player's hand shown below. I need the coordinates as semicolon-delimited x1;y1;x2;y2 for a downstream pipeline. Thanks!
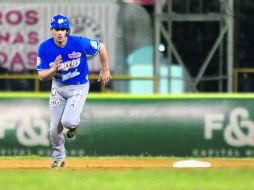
52;55;62;71
98;69;112;85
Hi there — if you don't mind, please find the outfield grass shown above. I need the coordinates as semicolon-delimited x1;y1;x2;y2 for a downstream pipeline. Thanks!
0;168;253;190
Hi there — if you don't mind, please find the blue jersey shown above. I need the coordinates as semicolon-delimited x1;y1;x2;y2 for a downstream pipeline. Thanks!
36;35;100;85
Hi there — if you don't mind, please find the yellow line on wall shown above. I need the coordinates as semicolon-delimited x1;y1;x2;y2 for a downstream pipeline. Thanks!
0;92;254;99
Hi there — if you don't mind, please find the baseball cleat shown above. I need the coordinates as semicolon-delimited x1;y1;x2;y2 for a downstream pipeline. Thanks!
66;127;78;138
50;160;65;168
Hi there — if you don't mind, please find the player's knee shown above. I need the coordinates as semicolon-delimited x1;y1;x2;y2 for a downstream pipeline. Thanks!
61;118;76;129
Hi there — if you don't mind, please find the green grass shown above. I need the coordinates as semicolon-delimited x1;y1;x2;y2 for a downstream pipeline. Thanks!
0;168;254;190
1;156;254;190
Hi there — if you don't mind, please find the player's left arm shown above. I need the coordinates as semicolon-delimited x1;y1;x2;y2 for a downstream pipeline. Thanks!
98;43;112;85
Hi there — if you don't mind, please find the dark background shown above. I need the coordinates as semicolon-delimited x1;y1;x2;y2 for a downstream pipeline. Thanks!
143;0;254;92
1;1;253;92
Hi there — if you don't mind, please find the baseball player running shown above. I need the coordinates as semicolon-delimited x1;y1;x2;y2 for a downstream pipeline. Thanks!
36;15;111;168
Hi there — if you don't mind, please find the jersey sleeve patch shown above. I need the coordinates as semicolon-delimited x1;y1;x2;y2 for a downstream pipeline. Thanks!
90;40;99;50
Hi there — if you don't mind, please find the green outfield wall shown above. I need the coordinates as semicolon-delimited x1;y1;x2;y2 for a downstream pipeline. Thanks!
0;93;254;157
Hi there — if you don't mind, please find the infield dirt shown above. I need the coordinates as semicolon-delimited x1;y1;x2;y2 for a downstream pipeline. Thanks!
0;159;253;169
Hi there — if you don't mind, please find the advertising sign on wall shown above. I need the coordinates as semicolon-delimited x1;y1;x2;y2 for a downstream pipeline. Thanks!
0;2;118;72
0;97;254;157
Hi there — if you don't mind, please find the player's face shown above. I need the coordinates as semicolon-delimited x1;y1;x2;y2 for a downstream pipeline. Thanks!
51;28;68;46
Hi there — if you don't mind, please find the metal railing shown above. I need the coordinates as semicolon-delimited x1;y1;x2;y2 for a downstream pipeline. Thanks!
233;68;254;92
0;74;158;93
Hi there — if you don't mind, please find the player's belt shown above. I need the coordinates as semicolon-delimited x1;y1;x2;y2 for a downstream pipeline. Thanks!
71;79;87;85
53;79;87;86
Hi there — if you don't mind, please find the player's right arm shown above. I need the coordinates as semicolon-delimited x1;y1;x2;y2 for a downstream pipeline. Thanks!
36;42;62;81
37;55;62;81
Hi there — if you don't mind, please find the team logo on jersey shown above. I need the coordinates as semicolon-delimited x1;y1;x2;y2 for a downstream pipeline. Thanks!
62;69;80;81
68;52;82;59
57;58;81;71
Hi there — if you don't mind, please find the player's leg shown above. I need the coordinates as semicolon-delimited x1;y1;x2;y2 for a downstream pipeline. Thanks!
49;84;67;166
61;83;89;138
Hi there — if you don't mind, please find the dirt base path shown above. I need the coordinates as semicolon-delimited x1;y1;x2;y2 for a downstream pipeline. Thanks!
0;159;253;169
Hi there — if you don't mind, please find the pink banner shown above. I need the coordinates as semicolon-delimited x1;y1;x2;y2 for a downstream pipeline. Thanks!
0;3;118;73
